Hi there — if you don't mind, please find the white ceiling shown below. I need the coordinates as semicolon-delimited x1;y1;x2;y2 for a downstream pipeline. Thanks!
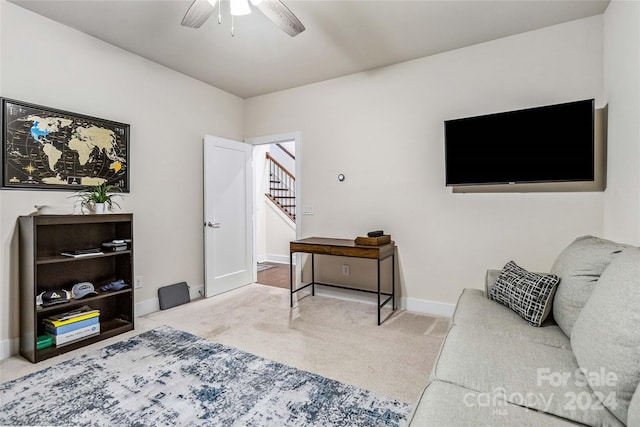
10;0;609;99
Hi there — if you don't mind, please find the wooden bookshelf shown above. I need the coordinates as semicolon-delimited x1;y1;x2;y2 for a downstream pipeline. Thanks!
19;214;134;363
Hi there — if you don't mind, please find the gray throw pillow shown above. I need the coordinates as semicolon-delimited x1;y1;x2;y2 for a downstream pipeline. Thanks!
551;236;627;337
571;247;640;425
489;261;559;327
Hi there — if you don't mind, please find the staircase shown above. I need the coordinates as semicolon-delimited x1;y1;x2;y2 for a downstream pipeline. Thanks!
265;148;295;222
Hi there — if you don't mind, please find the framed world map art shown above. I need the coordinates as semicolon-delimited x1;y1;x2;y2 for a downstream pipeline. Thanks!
1;98;129;191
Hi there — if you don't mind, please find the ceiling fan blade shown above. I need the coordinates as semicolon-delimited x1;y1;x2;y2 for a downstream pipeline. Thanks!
255;0;305;37
181;0;216;28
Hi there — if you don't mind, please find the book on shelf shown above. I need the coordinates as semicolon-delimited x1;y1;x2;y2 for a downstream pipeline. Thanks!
47;323;100;347
101;242;128;252
44;311;100;328
46;305;98;322
61;251;104;258
44;306;100;328
44;315;99;335
64;247;102;254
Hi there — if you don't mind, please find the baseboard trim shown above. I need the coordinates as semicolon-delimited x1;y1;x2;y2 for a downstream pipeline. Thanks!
135;284;204;317
304;286;454;318
1;337;19;360
313;287;379;305
189;284;205;300
265;254;294;265
135;298;159;317
402;297;455;317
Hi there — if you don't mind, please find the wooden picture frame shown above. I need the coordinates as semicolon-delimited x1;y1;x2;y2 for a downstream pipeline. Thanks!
1;98;130;192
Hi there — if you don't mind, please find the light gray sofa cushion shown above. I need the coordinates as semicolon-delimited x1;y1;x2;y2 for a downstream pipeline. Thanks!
452;289;570;349
432;325;623;426
571;247;640;425
409;380;580;426
552;235;627;337
629;385;640;427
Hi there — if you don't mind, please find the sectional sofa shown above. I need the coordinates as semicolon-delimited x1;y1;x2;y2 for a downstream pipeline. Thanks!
408;236;640;426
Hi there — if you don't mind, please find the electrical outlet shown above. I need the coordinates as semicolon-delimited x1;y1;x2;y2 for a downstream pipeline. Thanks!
342;265;350;276
134;276;143;289
302;206;314;215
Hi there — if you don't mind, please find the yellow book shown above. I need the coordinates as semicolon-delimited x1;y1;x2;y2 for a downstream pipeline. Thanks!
44;311;100;328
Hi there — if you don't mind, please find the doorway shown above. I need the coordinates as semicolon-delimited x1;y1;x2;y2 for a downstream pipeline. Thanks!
245;132;302;289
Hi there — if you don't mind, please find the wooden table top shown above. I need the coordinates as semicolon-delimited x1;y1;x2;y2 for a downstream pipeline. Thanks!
290;237;395;259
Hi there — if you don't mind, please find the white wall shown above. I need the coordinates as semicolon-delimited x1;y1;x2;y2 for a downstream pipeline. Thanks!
603;0;640;246
254;144;295;264
245;16;605;309
264;200;296;263
0;1;244;353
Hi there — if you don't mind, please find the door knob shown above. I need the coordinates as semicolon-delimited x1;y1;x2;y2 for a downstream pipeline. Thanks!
211;222;221;228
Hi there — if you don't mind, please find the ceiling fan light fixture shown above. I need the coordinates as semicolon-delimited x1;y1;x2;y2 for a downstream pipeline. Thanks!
181;0;304;37
230;0;251;16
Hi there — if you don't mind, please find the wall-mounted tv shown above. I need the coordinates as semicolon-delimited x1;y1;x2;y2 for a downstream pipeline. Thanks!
444;99;594;186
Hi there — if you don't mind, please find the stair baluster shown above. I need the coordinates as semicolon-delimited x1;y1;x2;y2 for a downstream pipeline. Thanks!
265;152;296;222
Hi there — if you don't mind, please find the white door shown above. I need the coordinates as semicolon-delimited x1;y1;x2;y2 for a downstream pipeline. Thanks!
204;135;253;297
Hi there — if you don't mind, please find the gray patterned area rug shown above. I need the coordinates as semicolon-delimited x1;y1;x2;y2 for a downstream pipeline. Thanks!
0;326;410;426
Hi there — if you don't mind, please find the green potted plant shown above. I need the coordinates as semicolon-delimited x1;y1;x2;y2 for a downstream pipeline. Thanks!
73;183;122;214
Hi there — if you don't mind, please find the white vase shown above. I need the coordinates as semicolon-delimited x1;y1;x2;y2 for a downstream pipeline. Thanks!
94;203;106;214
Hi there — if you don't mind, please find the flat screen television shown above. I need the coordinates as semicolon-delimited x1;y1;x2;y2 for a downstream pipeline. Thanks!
444;99;594;186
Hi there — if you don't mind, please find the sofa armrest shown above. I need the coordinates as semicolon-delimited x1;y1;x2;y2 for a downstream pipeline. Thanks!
484;269;501;298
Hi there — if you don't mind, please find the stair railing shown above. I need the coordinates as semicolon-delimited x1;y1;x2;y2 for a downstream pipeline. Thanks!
276;143;295;160
265;152;296;221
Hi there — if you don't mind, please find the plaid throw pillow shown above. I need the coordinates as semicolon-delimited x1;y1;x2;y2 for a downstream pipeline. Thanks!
490;261;559;327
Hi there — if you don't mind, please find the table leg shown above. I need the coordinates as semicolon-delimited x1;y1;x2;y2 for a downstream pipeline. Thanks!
392;253;396;310
290;251;294;307
377;258;381;326
311;253;315;296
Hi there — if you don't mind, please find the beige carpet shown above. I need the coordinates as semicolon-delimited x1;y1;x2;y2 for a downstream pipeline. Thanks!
0;284;448;404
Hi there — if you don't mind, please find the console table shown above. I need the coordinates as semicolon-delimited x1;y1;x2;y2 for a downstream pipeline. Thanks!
289;237;396;325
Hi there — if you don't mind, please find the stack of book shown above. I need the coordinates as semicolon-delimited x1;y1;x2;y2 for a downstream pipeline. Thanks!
102;239;128;252
61;248;103;258
44;305;100;347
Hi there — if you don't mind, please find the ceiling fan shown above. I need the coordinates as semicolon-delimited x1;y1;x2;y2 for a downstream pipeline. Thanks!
181;0;305;37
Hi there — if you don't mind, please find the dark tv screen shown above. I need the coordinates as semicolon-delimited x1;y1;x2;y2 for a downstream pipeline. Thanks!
445;99;594;186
